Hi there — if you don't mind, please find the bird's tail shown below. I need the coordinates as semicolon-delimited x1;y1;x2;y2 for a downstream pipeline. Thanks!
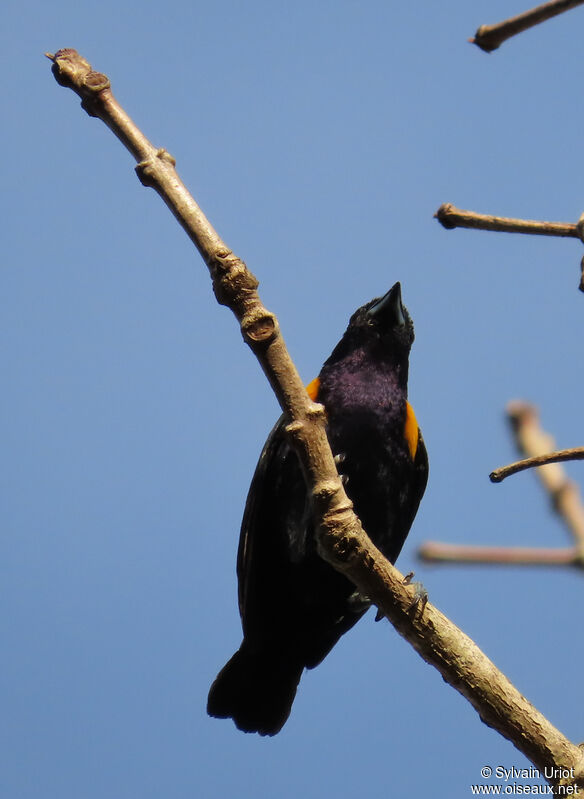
207;642;304;736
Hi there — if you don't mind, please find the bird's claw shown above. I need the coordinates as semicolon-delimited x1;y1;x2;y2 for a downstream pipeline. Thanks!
403;572;428;614
334;453;349;486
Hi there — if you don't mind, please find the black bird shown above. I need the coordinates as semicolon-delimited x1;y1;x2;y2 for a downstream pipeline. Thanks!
207;282;428;735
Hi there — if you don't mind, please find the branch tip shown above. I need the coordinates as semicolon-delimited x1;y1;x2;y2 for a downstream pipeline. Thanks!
434;203;579;238
472;0;584;53
492;449;584;483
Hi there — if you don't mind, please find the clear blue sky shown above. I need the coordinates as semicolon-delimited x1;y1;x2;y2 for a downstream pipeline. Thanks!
3;1;584;796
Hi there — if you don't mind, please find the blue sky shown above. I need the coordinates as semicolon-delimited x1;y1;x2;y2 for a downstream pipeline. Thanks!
3;1;584;796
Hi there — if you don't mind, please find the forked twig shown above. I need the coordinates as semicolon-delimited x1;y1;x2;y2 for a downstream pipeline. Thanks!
499;401;584;552
420;402;584;568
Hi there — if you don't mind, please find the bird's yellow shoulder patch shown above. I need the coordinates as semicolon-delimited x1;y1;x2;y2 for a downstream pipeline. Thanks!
404;402;419;459
306;377;320;401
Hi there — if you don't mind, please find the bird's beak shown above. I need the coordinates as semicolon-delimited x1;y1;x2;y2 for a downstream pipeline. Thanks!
367;282;405;327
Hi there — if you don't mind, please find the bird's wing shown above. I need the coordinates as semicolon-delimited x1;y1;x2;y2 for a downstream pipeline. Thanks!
236;416;309;637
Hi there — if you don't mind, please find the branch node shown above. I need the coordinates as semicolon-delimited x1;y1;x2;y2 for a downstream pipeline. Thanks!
313;478;344;504
305;402;326;424
48;48;92;88
317;504;365;568
136;149;177;187
207;251;259;308
48;49;110;118
82;70;110;93
240;306;278;346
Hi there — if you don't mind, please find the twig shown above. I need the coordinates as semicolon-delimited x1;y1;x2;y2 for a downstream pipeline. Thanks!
490;447;584;482
435;203;580;238
419;542;580;567
436;204;584;292
47;49;584;787
471;0;584;53
421;403;584;569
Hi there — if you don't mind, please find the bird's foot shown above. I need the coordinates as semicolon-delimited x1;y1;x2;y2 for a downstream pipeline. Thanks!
403;572;428;615
334;452;349;486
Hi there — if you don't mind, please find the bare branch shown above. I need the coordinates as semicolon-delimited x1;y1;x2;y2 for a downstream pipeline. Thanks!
419;541;579;567
421;403;584;571
470;0;584;53
435;204;584;291
44;51;345;524
47;49;584;787
500;402;584;552
435;203;580;238
491;447;584;482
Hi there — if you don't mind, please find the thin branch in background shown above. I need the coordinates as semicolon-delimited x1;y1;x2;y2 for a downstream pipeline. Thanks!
47;49;584;789
502;401;584;553
470;0;584;53
419;401;584;569
418;542;578;567
435;203;580;239
435;204;584;291
490;447;584;482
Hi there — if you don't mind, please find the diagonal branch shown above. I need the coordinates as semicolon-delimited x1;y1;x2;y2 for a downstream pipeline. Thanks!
470;0;584;53
47;49;584;788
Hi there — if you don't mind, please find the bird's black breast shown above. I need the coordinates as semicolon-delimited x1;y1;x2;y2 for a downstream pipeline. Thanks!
325;411;417;562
